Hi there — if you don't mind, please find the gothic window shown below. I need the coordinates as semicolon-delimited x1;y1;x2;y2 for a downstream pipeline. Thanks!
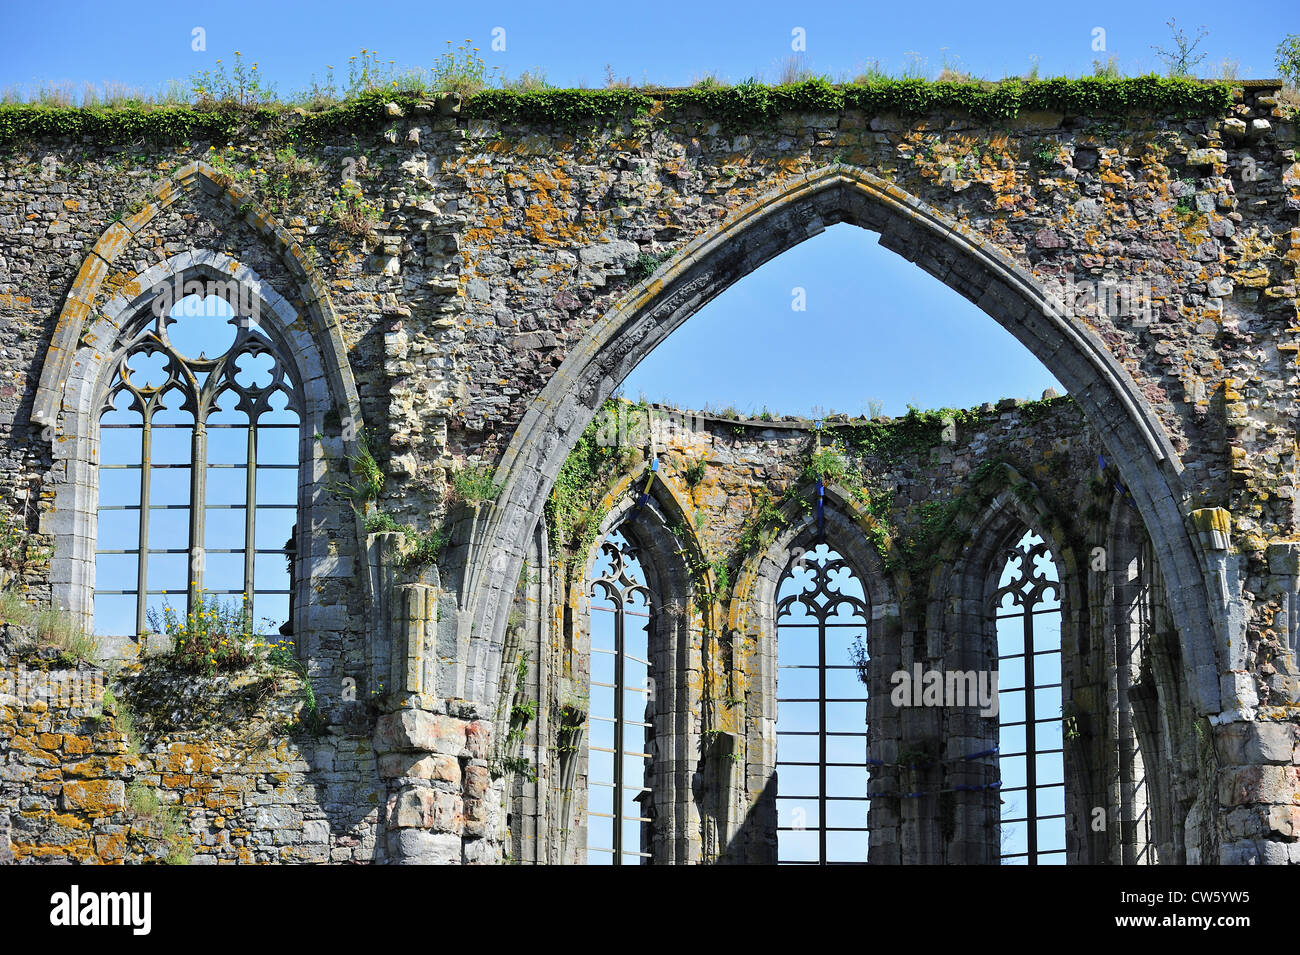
1116;529;1163;864
93;293;300;639
586;529;653;864
993;528;1065;865
1127;538;1160;862
775;543;870;864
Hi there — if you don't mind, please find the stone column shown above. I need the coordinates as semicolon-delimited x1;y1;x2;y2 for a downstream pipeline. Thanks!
374;702;503;864
1193;511;1300;862
367;532;504;864
1212;721;1300;864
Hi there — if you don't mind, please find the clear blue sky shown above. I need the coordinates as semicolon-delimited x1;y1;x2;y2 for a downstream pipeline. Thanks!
622;224;1065;419
1;0;1290;92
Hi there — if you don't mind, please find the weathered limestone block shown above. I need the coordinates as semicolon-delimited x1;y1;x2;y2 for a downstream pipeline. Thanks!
373;709;467;756
387;828;462;864
61;779;124;815
377;752;462;783
1217;764;1300;807
1213;721;1298;765
386;786;463;831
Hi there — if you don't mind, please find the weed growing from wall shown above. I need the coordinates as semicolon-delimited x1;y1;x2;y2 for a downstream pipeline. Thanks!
545;399;640;569
0;76;1236;150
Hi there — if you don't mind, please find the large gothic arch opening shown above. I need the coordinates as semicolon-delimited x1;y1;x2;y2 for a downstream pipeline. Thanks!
464;164;1221;735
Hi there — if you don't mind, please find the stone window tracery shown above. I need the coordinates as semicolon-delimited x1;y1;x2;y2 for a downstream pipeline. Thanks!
775;543;870;864
993;528;1066;865
93;293;300;638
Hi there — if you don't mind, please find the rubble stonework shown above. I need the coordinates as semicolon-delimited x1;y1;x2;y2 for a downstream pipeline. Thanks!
0;81;1296;862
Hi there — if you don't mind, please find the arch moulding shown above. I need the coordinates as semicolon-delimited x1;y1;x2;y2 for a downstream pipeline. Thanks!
32;163;366;653
461;164;1225;720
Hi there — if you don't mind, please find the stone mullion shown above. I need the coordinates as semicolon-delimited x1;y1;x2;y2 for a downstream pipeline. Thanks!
942;578;991;865
611;591;625;862
1102;527;1127;866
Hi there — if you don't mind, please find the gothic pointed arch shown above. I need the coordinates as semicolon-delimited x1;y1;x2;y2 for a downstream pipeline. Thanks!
560;466;703;864
729;481;899;864
34;168;365;655
927;468;1083;864
1102;487;1186;864
34;161;359;436
462;163;1222;732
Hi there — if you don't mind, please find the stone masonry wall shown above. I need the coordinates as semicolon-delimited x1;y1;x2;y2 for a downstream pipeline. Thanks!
0;653;383;864
0;81;1297;861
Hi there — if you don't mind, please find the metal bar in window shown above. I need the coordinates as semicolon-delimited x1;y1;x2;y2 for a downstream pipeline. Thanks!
135;407;152;636
777;697;869;703
188;413;206;611
202;463;296;469
102;422;299;429
104;462;290;469
244;418;257;612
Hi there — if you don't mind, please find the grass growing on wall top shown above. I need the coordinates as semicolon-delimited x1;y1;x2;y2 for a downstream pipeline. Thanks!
0;76;1240;149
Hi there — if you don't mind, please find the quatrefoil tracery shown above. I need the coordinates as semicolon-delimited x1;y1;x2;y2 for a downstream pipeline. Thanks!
102;308;300;429
992;534;1060;611
777;550;869;623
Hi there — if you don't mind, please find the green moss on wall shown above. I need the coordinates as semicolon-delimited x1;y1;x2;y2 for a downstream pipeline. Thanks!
0;77;1237;149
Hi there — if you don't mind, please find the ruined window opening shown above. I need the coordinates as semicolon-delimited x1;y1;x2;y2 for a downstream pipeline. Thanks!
93;293;300;639
585;529;653;864
993;528;1065;865
1121;536;1160;864
775;543;870;865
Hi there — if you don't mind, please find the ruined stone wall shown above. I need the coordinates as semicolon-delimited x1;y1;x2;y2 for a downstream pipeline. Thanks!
505;395;1187;864
0;393;1148;865
0;80;1296;862
0;653;383;864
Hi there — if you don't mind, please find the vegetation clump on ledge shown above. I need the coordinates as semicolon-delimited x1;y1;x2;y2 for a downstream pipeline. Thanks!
0;76;1243;149
471;75;1237;127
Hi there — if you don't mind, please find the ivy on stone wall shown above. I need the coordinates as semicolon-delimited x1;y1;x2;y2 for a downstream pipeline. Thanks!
886;458;1009;578
834;395;1074;464
670;76;1235;126
0;77;1237;149
464;88;654;127
0;90;402;150
544;399;640;570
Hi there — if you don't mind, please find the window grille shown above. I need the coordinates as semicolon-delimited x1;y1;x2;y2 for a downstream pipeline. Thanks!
993;529;1066;865
775;543;870;864
93;294;300;638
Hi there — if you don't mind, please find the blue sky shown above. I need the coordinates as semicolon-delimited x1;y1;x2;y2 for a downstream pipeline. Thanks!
623;224;1065;419
1;0;1289;93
